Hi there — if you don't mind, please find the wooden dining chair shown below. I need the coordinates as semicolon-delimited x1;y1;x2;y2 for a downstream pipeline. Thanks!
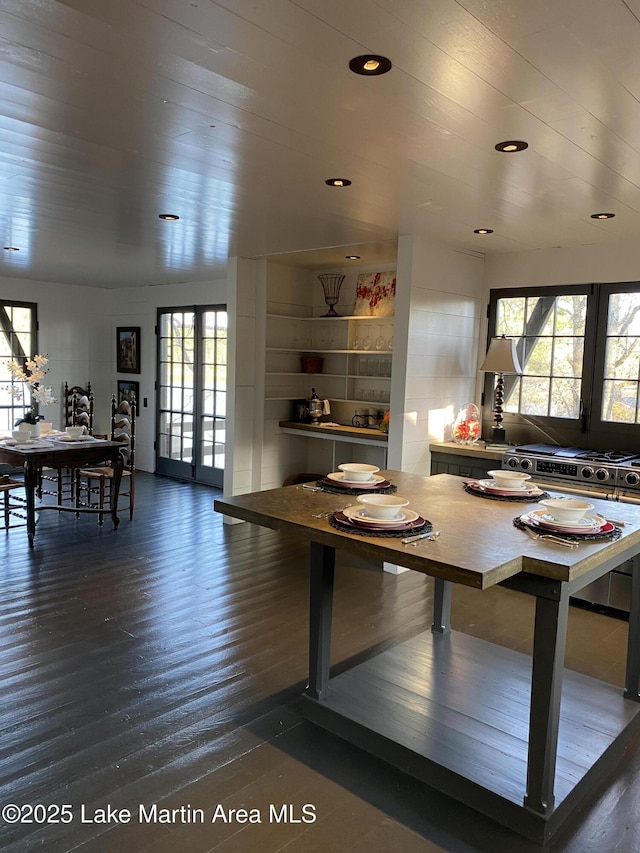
0;474;26;531
75;395;136;524
39;381;96;506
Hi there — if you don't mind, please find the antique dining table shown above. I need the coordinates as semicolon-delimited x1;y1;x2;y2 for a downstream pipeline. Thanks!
0;436;124;546
215;471;640;844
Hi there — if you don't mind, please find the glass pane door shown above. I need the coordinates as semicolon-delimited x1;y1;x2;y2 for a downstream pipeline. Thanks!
156;306;227;487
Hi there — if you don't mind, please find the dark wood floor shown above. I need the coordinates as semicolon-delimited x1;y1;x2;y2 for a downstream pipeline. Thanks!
1;472;639;852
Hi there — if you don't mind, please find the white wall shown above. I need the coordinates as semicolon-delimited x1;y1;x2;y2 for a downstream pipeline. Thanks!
110;278;227;472
1;275;112;433
1;275;227;472
484;241;640;290
388;236;484;474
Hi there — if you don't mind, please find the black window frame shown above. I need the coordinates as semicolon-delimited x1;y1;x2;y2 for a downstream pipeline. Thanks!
0;299;38;431
485;282;640;451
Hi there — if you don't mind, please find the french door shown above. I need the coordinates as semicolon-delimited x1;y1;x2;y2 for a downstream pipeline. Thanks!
155;306;227;487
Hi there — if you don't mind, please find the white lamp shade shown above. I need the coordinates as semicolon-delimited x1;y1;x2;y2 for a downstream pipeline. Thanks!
479;337;522;374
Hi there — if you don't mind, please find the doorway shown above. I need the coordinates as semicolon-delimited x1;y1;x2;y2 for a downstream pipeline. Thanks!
156;306;227;486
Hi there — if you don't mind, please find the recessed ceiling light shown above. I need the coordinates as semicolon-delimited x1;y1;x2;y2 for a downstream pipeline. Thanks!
591;212;615;219
3;246;20;251
495;140;528;153
325;178;351;187
345;255;361;260
474;228;494;235
349;55;392;76
159;213;180;220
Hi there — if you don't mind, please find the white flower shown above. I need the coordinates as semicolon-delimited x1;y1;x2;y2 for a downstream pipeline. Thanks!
5;354;57;408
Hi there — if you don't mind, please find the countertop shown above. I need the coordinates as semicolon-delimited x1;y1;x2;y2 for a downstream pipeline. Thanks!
279;420;388;442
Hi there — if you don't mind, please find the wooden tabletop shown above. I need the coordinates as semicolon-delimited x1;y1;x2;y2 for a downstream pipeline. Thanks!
215;472;640;590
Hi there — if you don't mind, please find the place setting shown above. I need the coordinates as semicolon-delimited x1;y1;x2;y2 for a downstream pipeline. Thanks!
49;426;100;443
328;493;433;539
0;428;56;449
314;463;397;495
464;469;549;502
514;498;623;545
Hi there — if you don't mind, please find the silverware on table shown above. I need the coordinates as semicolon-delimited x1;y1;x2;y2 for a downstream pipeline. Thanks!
402;530;441;545
312;505;354;519
523;527;578;548
604;517;626;527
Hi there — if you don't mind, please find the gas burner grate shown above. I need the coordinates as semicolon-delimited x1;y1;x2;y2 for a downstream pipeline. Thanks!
576;450;640;464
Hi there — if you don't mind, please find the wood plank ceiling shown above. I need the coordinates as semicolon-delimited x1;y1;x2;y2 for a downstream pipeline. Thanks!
1;0;640;287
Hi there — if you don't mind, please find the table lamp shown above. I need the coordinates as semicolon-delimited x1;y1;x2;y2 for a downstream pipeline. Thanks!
479;335;522;445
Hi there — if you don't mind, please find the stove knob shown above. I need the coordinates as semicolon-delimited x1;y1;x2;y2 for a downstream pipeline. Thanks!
506;456;519;469
581;466;594;479
520;458;533;471
595;468;609;481
625;471;640;486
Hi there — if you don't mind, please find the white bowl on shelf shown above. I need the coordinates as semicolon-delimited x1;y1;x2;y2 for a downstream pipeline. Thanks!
356;493;410;519
539;498;594;525
487;469;532;490
338;463;380;482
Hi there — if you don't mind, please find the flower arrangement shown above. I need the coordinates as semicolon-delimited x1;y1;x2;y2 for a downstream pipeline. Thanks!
5;354;57;424
452;403;480;445
379;410;390;433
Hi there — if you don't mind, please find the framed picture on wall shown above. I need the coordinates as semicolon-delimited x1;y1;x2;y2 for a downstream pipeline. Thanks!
116;326;140;373
117;380;139;413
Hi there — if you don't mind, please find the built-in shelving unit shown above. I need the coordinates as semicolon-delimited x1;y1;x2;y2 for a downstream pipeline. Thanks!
265;314;394;406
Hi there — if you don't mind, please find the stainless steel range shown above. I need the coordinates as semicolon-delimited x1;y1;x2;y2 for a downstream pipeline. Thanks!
503;443;640;500
502;443;640;615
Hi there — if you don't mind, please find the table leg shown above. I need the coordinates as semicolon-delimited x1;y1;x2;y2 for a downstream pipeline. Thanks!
306;541;335;701
432;578;452;634
23;459;38;547
109;449;123;529
625;555;640;702
524;583;569;815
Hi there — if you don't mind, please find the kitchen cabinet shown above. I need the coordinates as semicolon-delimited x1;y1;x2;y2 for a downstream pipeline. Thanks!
429;442;504;480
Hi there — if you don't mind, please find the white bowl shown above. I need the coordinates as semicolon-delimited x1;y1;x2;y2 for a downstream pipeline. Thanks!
12;429;31;444
487;469;532;490
39;422;53;434
356;493;410;519
65;426;84;438
338;463;380;482
539;498;594;524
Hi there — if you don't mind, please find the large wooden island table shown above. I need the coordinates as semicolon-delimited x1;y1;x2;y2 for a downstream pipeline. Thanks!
215;472;640;843
0;438;124;546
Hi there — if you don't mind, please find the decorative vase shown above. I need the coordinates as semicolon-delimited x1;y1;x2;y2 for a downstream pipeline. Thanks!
452;403;480;445
317;273;345;317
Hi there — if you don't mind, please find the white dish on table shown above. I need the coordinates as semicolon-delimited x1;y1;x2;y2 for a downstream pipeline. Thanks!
524;509;606;534
327;472;386;486
477;479;541;494
337;462;380;482
539;497;594;524
487;469;532;490
343;505;419;526
356;493;410;519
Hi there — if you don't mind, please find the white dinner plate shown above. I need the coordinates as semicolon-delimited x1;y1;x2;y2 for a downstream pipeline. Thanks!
525;509;606;533
55;434;95;442
477;479;539;494
326;472;386;486
343;505;419;525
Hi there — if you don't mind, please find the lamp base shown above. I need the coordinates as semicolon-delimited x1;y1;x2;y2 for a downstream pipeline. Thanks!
491;425;506;444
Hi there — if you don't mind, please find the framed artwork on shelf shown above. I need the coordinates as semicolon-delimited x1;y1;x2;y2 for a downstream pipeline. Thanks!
353;271;396;316
117;380;139;412
116;326;140;373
